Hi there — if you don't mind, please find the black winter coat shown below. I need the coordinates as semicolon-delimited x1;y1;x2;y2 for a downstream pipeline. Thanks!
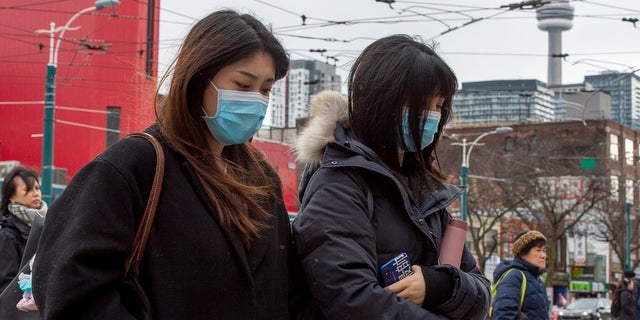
0;213;29;292
0;214;43;320
32;128;295;320
620;288;637;320
292;92;491;319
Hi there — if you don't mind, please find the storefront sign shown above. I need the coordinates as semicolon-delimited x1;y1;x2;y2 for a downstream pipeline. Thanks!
569;281;591;292
569;281;607;293
570;266;595;281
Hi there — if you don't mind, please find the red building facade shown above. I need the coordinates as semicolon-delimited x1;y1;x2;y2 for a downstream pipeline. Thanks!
252;139;299;212
0;1;159;183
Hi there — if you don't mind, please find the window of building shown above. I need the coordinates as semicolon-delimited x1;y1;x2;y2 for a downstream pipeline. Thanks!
610;134;619;161
626;178;634;204
625;138;634;165
505;137;514;153
611;175;619;201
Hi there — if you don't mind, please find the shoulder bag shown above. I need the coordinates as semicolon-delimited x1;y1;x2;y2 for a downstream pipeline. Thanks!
119;132;165;320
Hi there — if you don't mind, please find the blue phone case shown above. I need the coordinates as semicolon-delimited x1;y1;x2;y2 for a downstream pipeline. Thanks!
379;252;414;286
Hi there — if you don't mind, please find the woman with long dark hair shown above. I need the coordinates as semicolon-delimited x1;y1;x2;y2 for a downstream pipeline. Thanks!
33;10;294;319
292;34;490;319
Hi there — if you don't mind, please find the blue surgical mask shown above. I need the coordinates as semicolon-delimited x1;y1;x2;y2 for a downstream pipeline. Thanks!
399;111;441;152
202;81;269;145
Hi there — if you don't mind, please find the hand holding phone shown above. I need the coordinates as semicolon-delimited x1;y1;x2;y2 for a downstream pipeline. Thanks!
379;252;414;287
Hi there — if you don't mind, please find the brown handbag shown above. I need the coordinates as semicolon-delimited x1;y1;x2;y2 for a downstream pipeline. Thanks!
119;132;165;320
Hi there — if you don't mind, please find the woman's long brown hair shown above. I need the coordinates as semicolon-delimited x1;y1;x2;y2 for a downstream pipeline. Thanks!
155;10;289;247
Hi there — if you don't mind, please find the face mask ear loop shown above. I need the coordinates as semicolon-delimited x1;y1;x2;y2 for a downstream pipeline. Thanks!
201;106;211;118
206;79;221;118
208;79;218;90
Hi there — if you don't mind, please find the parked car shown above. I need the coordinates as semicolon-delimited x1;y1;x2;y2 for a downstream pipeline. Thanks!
558;298;612;320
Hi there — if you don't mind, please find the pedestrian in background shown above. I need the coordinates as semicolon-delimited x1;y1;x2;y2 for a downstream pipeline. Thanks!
292;34;490;319
491;230;548;320
33;9;296;319
616;277;637;320
0;166;46;292
623;270;640;320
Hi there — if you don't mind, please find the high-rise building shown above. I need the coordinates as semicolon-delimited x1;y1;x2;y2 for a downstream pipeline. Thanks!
551;82;611;121
266;59;341;129
585;72;640;130
291;59;342;97
452;80;555;125
269;68;310;129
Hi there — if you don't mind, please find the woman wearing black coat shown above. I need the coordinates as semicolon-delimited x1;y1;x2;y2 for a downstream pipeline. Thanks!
0;166;46;293
292;35;491;319
32;9;296;320
618;278;637;320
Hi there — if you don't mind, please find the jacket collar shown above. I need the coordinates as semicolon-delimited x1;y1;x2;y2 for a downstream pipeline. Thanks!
1;213;31;239
294;90;349;171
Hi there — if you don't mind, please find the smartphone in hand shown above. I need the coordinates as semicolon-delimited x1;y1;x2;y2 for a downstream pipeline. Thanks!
379;252;414;287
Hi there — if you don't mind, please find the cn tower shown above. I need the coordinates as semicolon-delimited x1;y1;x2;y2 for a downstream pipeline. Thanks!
536;1;574;86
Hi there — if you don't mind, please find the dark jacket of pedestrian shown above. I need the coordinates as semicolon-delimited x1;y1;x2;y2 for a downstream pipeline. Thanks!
0;166;46;293
492;258;548;320
32;128;293;319
491;231;549;320
620;278;637;320
292;91;491;319
0;214;29;292
0;214;43;320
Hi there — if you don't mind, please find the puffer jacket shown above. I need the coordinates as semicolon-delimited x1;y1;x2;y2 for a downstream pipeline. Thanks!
292;91;491;319
491;258;548;320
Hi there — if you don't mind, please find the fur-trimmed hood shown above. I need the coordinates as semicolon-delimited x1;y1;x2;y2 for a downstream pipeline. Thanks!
294;90;349;168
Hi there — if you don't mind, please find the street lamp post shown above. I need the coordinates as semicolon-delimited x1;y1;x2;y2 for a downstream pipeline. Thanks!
37;0;120;203
452;127;513;221
625;202;632;271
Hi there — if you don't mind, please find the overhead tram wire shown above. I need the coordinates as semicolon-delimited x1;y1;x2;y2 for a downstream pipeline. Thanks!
578;0;640;14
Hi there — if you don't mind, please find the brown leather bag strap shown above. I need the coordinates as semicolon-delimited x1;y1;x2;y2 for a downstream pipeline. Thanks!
123;132;165;275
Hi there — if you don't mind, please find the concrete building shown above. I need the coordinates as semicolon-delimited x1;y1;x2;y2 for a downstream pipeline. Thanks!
585;72;640;130
550;82;611;121
266;59;342;130
452;79;556;125
269;68;310;129
262;58;342;146
291;59;342;97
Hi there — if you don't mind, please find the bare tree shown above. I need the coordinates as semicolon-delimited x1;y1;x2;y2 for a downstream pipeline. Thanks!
595;195;640;270
494;134;611;286
439;123;613;287
465;155;525;275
